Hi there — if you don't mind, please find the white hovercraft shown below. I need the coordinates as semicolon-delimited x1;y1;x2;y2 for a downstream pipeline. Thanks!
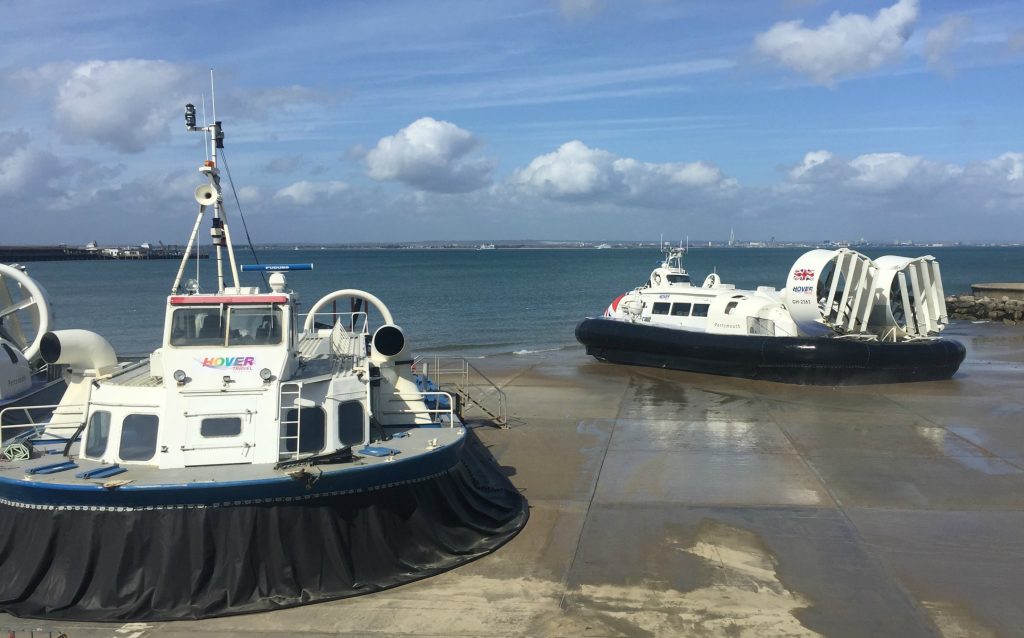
576;245;966;384
0;101;525;621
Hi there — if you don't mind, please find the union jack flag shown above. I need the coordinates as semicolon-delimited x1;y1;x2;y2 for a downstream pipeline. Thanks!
793;268;815;281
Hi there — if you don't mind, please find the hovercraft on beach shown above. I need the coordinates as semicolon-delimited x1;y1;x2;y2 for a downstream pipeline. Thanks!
0;264;65;428
576;245;966;385
0;104;526;621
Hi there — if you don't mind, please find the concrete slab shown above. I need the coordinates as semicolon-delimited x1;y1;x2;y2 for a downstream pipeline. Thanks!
609;418;797;455
847;508;1024;638
564;505;933;638
594;447;829;507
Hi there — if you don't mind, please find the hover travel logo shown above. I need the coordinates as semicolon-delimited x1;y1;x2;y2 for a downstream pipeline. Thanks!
199;356;255;370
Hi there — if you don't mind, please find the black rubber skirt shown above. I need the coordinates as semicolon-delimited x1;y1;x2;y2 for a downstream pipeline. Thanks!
0;431;527;621
576;317;966;385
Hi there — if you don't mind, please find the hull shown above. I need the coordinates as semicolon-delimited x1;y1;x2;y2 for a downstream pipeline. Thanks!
0;430;528;621
576;317;966;385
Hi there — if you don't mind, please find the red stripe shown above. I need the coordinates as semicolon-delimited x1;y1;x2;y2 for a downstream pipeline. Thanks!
170;295;288;305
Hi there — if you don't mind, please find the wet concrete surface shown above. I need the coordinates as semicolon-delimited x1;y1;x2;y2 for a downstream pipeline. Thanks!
3;322;1023;637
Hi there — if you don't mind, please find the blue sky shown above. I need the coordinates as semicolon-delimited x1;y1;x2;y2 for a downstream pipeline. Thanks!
2;0;1022;244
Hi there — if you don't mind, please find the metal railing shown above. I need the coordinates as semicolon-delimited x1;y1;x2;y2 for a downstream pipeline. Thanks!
383;390;456;426
1;403;87;458
413;356;508;427
302;311;369;336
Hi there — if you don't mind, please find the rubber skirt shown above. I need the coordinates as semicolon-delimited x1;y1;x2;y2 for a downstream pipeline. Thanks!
576;318;966;385
0;431;527;621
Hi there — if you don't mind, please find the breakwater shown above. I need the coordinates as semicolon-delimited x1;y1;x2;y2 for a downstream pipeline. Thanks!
0;245;206;262
946;294;1024;324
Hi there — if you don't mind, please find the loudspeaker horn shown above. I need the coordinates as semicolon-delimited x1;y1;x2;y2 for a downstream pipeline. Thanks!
194;184;219;206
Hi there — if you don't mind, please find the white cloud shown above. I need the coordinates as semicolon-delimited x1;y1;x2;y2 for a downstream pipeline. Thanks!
237;186;263;204
788;150;834;180
924;16;971;74
274;180;349;205
513;140;735;206
49;59;192;153
786;150;963;192
776;148;1024;226
364;117;494;193
0;129;70;196
754;0;918;86
984;153;1024;182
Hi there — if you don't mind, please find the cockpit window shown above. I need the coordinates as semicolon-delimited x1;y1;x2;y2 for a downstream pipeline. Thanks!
170;307;225;346
227;307;282;346
170;306;282;346
666;274;690;283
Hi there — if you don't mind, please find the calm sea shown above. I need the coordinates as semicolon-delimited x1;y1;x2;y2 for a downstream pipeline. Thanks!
20;246;1024;359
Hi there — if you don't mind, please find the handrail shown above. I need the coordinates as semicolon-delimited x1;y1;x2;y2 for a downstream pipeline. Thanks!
413;356;508;427
386;390;456;427
1;403;87;453
300;310;370;335
1;402;84;430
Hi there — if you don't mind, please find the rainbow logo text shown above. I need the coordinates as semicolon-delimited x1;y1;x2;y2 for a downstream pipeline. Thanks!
201;356;255;370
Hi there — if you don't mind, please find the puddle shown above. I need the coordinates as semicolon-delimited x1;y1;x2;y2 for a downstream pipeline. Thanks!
916;426;1023;475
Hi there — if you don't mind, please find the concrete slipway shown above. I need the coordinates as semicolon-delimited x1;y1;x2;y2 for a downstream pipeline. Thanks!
3;322;1023;637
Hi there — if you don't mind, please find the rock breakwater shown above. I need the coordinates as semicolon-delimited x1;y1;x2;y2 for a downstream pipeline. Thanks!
946;294;1023;324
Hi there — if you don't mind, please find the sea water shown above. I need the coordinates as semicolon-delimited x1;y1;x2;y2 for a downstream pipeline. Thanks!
20;246;1024;358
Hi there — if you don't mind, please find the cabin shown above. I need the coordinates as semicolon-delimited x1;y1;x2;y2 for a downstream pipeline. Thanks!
68;277;430;471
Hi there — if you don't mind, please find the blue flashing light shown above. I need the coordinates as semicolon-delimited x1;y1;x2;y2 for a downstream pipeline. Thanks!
240;263;314;272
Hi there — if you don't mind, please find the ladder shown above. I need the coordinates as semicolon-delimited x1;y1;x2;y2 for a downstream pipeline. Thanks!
278;382;302;461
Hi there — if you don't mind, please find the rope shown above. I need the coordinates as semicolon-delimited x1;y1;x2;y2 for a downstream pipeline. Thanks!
2;442;30;461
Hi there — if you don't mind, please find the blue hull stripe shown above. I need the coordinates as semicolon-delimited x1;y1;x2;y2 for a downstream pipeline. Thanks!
0;438;464;510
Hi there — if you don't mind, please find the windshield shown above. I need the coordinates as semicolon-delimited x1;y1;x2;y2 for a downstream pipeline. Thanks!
170;305;283;347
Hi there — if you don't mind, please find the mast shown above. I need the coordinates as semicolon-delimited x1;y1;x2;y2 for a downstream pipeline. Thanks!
176;72;241;294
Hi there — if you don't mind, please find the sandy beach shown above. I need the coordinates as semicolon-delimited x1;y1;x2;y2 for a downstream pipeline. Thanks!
3;321;1023;637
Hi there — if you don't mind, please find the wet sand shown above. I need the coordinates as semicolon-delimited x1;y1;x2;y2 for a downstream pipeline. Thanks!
4;321;1024;637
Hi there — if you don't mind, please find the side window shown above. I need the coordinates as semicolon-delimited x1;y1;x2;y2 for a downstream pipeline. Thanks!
85;411;111;458
120;414;159;461
201;417;242;437
281;408;326;457
671;303;691;316
651;302;670;315
724;301;740;315
692;303;710;317
338;401;365;447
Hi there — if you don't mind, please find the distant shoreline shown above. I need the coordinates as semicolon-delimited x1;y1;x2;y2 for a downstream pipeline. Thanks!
4;242;1021;262
252;242;1024;250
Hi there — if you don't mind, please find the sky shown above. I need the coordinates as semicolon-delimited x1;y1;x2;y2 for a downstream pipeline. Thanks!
1;0;1023;244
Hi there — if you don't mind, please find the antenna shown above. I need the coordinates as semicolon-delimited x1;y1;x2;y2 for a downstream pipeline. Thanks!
210;69;216;124
175;69;239;294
